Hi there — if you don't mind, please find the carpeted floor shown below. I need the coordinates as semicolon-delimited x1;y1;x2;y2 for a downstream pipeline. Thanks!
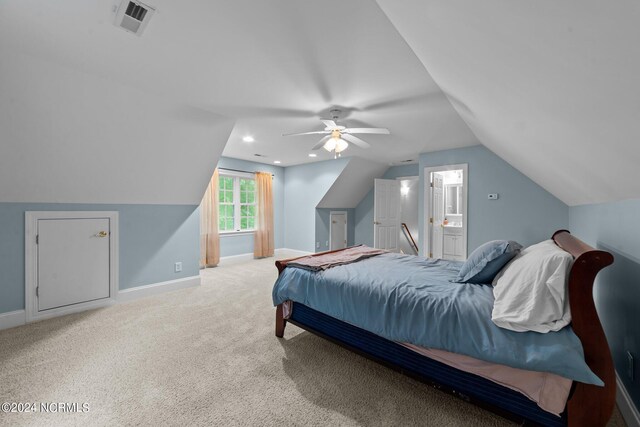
0;253;627;427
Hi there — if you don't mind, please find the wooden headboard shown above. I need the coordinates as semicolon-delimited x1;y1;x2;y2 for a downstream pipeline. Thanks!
551;230;615;426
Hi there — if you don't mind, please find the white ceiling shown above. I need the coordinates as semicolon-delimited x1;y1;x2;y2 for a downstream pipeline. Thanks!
1;0;636;206
375;0;640;205
0;50;234;204
0;0;478;172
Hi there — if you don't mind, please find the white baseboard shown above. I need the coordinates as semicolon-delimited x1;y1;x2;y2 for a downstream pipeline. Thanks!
276;248;312;256
117;275;200;303
218;252;255;265
217;248;312;266
0;276;202;331
617;372;640;427
0;310;26;331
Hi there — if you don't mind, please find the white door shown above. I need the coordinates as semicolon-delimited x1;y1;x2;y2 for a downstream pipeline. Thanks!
430;173;445;258
373;179;401;252
330;212;347;250
38;218;111;311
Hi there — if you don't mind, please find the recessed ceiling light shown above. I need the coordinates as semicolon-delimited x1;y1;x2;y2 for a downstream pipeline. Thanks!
308;153;317;158
273;160;281;164
242;136;255;143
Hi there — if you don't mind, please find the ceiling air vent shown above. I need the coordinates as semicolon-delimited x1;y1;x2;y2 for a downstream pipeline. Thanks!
114;0;155;36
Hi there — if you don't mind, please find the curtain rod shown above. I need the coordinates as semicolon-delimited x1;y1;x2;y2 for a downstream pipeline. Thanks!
218;167;274;177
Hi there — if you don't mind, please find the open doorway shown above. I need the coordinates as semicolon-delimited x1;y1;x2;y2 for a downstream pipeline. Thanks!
373;177;419;254
398;177;419;255
424;164;468;261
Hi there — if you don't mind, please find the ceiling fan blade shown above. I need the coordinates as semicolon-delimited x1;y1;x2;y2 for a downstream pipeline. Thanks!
312;135;331;150
321;119;338;129
282;130;330;137
342;134;371;149
342;128;390;135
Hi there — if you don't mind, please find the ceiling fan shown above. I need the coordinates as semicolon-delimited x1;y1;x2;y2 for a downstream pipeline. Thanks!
283;109;390;157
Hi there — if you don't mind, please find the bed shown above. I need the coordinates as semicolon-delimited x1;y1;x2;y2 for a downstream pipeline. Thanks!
272;230;615;426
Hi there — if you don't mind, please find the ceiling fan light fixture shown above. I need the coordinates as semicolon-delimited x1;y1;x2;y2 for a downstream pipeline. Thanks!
335;138;349;153
323;137;338;152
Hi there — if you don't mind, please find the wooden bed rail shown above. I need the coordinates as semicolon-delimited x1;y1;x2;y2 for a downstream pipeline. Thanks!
552;230;615;427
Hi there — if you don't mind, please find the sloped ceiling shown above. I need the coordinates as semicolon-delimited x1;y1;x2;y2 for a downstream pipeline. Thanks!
317;158;388;209
376;0;640;206
0;50;234;205
0;0;479;175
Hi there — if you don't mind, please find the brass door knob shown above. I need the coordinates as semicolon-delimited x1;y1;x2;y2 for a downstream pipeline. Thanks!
97;231;108;238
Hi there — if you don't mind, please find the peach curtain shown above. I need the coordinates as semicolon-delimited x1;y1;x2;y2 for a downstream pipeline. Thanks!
200;169;220;267
254;172;274;258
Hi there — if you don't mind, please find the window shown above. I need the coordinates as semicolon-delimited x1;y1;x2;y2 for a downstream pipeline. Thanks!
218;173;256;233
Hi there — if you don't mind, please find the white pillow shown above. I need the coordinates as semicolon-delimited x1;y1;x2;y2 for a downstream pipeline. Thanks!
491;240;573;333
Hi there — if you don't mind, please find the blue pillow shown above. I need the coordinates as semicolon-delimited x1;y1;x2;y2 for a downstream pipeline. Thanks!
455;240;522;284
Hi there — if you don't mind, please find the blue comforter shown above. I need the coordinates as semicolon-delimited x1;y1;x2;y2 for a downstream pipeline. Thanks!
272;252;602;386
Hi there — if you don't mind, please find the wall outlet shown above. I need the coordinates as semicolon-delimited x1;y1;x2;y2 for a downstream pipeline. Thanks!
316;242;320;249
627;351;634;380
488;193;499;200
174;262;183;273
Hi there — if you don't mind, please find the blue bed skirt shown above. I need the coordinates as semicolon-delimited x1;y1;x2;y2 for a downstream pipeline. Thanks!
288;302;568;427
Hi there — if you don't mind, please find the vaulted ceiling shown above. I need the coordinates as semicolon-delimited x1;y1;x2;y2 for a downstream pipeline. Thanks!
376;0;640;205
1;0;637;205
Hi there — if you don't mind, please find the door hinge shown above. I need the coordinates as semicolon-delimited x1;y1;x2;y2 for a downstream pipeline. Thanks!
429;252;433;258
430;182;433;188
429;217;433;224
36;286;39;297
36;235;39;244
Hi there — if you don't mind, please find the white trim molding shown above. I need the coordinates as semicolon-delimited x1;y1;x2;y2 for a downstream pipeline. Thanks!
25;211;119;323
217;248;312;266
0;310;26;331
423;164;469;259
329;211;348;251
617;371;640;427
117;276;200;303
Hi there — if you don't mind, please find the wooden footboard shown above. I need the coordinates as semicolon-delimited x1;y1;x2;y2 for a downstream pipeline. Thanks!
552;230;615;427
274;231;615;426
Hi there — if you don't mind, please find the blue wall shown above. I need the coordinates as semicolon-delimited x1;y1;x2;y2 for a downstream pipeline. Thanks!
315;208;356;252
0;203;199;314
216;157;284;257
284;158;349;252
354;164;419;247
569;199;640;411
418;146;568;254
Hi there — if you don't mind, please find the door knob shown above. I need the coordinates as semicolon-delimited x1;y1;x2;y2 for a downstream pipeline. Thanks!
96;231;108;238
374;221;381;225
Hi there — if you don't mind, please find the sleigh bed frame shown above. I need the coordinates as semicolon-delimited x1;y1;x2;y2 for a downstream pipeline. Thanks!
274;230;615;426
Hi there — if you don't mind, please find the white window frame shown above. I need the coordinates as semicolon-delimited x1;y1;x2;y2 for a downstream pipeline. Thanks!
218;171;256;235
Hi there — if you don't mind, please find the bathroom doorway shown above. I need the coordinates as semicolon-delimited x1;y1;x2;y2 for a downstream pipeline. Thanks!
424;164;468;261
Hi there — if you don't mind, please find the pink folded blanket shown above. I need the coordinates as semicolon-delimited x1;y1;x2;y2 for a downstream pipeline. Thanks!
283;245;387;271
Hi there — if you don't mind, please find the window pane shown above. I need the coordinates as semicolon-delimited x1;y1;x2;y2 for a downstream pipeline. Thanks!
246;179;255;191
228;205;235;218
226;219;234;230
219;218;225;230
241;217;247;229
248;218;255;229
240;191;247;204
247;192;255;204
247;205;256;217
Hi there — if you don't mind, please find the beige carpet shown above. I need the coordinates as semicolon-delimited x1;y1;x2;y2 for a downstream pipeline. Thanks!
0;253;627;427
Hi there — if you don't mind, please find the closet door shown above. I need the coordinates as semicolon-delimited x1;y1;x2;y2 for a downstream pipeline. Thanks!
37;218;111;311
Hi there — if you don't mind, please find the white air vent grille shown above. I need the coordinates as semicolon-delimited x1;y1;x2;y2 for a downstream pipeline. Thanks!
114;0;155;36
